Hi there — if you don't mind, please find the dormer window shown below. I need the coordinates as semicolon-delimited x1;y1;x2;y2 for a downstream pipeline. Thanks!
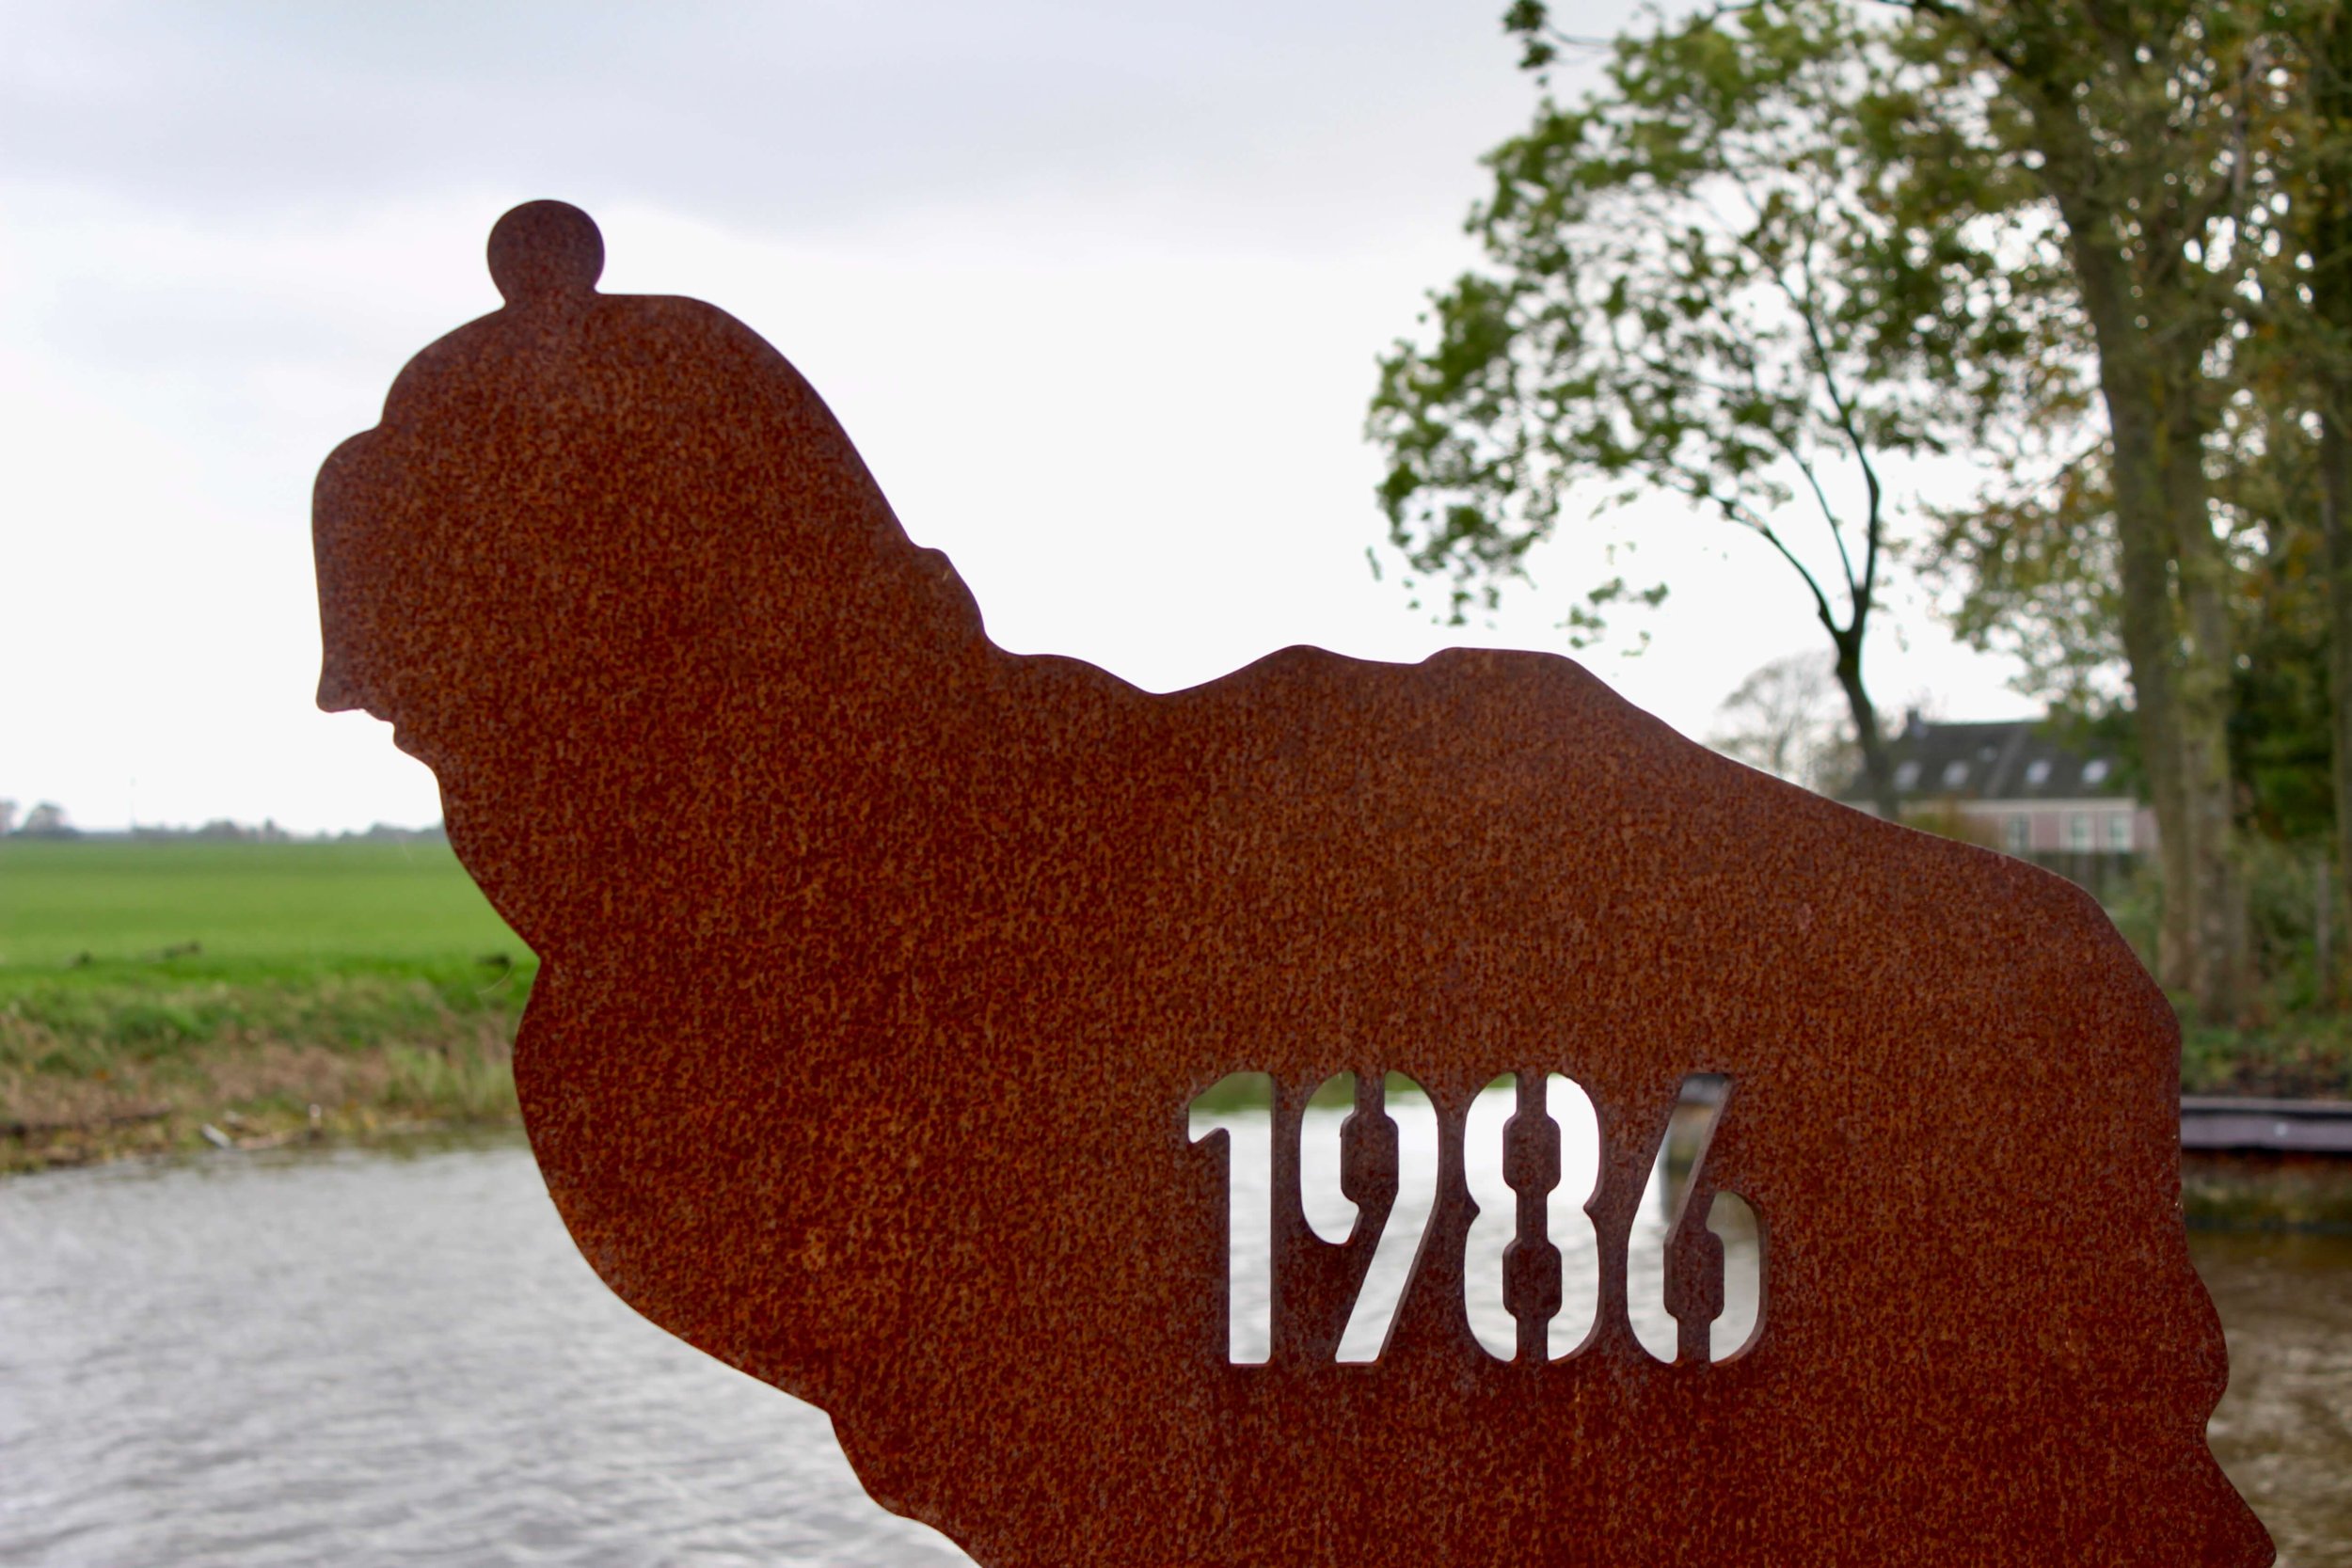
2026;758;2052;786
1941;760;1969;789
2083;758;2111;785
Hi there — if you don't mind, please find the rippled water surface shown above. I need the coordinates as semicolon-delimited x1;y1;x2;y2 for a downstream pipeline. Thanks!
2;1131;2344;1565
0;1136;967;1567
2195;1223;2352;1567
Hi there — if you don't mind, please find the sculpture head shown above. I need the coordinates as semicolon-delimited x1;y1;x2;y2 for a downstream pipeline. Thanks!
314;201;983;939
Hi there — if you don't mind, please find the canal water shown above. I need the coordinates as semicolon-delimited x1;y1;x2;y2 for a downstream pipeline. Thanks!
2;1121;2345;1566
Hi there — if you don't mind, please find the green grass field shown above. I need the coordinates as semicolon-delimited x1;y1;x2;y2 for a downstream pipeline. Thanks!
2;838;533;1171
4;835;2345;1177
0;838;528;982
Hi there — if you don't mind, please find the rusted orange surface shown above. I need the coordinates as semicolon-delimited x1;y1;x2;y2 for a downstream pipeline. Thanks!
313;201;2270;1566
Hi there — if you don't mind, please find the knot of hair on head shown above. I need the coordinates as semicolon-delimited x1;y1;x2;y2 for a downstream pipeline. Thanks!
487;200;605;306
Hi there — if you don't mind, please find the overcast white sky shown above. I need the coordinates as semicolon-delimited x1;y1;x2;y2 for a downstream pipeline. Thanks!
0;1;2031;833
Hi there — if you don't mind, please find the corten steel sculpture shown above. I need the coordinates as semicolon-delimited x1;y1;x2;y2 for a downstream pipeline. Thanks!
312;200;2271;1566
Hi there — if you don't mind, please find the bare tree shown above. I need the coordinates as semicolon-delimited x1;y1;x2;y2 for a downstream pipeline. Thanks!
1708;653;1859;794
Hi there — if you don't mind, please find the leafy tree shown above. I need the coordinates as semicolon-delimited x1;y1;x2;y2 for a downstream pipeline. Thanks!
1865;0;2313;1018
1708;651;1860;792
18;802;73;838
1368;0;1968;817
1388;0;2339;1020
1921;382;2335;851
2245;0;2352;990
1900;4;2351;904
2206;369;2338;847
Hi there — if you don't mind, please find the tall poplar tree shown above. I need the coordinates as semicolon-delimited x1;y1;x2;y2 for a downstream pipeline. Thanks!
1883;0;2305;1018
2293;2;2352;995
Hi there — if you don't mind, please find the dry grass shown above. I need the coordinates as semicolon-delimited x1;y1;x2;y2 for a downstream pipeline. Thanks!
1;974;523;1174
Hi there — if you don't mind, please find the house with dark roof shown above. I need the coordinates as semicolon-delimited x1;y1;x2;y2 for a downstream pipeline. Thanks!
1839;713;2151;889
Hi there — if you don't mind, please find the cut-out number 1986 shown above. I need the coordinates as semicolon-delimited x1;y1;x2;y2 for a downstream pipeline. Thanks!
1186;1071;1762;1367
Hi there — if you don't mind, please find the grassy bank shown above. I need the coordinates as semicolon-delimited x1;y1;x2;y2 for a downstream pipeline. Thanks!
2;839;532;1173
8;836;2349;1175
2182;1014;2352;1100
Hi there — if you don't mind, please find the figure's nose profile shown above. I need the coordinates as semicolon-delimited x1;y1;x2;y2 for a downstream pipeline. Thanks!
314;657;362;716
311;402;391;724
314;641;384;721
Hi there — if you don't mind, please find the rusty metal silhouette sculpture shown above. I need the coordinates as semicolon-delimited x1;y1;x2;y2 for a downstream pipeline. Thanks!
312;200;2270;1566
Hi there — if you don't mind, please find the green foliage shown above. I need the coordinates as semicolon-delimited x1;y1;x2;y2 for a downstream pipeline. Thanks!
2102;839;2352;1085
2181;1010;2352;1099
2231;510;2338;845
384;1039;518;1121
1881;0;2306;369
1922;448;2127;715
1;971;529;1071
1918;181;2343;854
1372;1;1941;645
1880;0;2315;712
0;969;527;1173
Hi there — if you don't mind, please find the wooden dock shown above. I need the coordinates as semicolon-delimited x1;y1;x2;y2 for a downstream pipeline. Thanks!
2181;1097;2352;1156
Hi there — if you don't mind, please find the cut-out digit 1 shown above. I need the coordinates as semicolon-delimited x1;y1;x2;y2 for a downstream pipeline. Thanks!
1187;1072;1274;1364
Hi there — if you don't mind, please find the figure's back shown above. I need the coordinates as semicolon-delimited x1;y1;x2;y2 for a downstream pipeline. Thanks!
314;202;2270;1566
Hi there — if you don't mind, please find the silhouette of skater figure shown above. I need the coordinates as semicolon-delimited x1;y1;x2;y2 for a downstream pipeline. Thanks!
312;200;2269;1568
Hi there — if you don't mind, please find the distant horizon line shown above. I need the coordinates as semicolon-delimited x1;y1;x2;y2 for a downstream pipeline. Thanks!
4;820;447;844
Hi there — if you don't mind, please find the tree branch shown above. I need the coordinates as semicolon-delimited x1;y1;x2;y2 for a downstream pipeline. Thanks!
1787;224;1883;609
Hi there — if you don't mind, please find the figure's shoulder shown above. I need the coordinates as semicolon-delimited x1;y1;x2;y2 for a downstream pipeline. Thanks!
1168;641;1619;723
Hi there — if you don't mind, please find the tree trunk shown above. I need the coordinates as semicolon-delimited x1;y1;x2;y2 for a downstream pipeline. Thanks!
2315;5;2352;1011
2323;408;2352;1011
2060;207;2241;1018
1961;27;2257;1021
2166;429;2247;1022
2158;329;2247;1020
1831;633;1898;820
